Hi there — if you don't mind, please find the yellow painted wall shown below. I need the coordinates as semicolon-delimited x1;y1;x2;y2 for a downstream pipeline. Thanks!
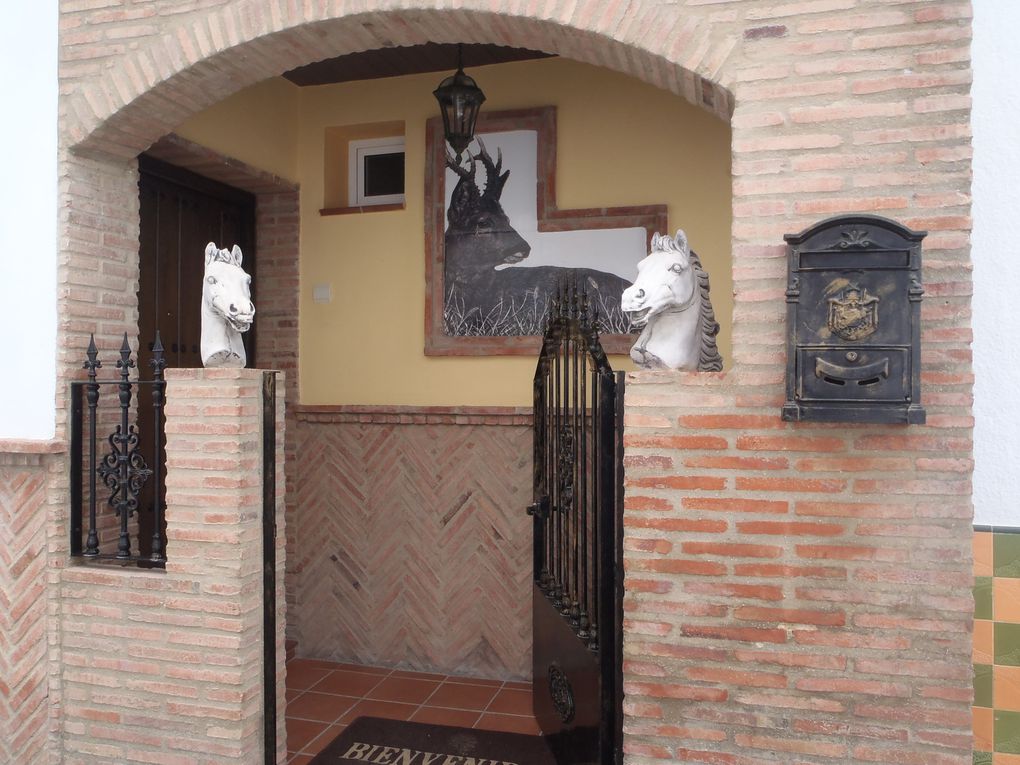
178;58;732;407
323;121;405;209
175;77;300;183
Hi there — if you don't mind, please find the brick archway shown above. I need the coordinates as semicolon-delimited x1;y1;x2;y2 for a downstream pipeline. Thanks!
64;2;735;161
55;9;742;763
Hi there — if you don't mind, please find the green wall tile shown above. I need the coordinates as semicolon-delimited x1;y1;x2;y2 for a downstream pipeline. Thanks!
996;623;1020;666
994;532;1020;578
996;710;1020;753
974;751;993;765
976;663;994;707
975;576;994;620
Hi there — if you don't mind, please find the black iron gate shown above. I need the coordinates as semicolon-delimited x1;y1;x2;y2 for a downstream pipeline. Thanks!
530;286;624;765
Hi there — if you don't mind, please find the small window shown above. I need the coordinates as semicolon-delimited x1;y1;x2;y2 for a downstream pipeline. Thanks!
348;137;405;206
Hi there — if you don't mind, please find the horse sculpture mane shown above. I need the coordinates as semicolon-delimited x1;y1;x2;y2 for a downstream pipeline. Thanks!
621;230;722;371
201;242;254;368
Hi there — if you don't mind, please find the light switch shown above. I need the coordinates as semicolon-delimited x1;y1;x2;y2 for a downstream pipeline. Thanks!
313;284;333;304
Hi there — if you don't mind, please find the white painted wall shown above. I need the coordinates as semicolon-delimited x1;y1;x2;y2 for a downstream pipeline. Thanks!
972;0;1020;527
0;4;57;440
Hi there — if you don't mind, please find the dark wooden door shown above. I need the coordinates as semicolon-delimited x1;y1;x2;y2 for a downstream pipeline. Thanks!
135;156;256;557
530;291;624;765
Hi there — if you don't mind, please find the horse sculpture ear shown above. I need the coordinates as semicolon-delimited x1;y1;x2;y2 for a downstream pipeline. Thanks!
674;229;689;255
231;245;243;266
205;242;218;266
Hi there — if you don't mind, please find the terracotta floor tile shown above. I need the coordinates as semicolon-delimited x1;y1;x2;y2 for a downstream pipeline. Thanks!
475;712;543;736
486;688;533;716
366;676;442;704
286;717;330;752
331;662;392;675
286;662;334;692
286;691;358;723
390;669;448;682
340;699;418;724
310;669;387;697
445;675;504;687
428;682;500;711
304;724;347;755
411;706;483;728
285;661;543;749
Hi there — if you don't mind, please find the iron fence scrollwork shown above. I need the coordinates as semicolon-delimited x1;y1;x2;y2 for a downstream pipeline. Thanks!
70;332;167;566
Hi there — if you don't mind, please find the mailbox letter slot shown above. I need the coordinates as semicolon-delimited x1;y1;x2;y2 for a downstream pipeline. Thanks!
815;357;889;386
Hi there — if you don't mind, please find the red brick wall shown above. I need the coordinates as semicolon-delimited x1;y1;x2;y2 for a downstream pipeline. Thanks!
52;1;975;763
56;370;286;764
623;372;972;764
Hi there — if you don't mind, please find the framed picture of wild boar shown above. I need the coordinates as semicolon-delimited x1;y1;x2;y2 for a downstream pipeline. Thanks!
424;106;668;356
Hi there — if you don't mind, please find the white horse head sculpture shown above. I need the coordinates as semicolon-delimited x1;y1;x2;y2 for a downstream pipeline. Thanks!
621;230;723;371
201;242;254;368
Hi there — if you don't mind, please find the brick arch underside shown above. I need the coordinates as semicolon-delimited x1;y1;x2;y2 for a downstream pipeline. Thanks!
65;1;735;160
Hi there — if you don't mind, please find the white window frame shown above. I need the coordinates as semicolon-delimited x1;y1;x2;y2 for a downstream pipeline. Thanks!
348;136;406;206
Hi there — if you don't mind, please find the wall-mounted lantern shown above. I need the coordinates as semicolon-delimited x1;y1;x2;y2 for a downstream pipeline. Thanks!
433;45;486;161
782;214;927;424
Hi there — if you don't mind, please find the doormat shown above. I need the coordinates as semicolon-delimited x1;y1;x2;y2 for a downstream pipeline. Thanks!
308;716;556;765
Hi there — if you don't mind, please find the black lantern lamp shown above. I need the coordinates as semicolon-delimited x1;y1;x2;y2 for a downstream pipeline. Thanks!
433;45;486;161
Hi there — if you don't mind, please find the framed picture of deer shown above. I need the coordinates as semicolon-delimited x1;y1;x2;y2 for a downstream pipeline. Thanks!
424;106;668;356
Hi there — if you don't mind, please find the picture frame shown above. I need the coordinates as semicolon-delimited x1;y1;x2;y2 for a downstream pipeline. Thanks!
424;106;667;356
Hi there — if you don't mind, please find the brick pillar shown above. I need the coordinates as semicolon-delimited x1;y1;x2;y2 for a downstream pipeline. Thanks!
57;369;286;764
253;190;301;650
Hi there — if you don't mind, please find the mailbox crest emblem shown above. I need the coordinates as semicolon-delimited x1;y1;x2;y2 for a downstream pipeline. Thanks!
827;284;879;341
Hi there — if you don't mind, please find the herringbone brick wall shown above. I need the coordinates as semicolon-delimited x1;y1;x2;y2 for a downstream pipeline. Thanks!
293;412;533;680
0;449;51;765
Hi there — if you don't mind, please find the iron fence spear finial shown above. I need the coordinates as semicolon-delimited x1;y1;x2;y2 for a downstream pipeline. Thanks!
150;331;166;376
84;334;101;376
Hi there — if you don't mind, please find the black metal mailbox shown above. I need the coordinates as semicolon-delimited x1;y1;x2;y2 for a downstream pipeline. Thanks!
782;214;926;424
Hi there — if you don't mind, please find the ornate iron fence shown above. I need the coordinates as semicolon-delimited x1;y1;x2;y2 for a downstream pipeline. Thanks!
531;284;623;655
529;283;625;763
70;333;167;565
